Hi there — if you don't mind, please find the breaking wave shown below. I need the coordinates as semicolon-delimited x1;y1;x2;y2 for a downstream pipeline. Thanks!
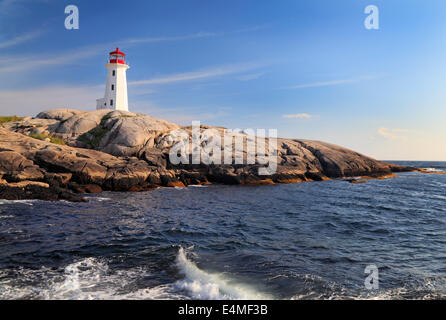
0;248;271;300
174;247;271;300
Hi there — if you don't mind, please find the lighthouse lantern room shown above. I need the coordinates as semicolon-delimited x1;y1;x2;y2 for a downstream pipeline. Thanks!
96;48;130;111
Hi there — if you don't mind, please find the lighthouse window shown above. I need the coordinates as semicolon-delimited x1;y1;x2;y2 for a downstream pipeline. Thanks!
110;99;113;106
111;84;114;91
112;70;115;76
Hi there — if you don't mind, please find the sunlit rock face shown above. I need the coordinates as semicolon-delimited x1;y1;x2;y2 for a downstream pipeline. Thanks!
0;109;412;201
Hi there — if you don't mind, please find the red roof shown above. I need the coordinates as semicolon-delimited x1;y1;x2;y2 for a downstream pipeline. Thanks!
109;47;125;57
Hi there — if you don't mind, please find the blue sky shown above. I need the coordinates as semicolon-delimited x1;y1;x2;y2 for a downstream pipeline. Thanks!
0;0;446;160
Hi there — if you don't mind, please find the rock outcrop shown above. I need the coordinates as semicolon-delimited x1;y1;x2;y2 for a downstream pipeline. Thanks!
0;109;413;201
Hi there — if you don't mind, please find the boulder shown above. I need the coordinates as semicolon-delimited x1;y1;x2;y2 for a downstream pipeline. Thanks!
55;109;111;138
36;108;86;121
97;111;179;156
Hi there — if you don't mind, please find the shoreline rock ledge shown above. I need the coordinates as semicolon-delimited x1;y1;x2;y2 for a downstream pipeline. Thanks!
0;108;414;201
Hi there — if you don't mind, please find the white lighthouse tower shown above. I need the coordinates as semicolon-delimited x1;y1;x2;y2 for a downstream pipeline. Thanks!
96;48;130;111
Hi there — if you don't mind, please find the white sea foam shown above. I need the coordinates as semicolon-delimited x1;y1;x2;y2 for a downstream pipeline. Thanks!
1;254;443;300
0;248;273;300
422;167;444;172
0;199;37;206
290;280;446;300
89;197;112;202
0;258;181;300
174;247;271;300
0;248;271;300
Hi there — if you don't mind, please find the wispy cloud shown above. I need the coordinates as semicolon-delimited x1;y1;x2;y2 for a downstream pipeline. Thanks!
129;63;266;86
377;127;409;141
0;30;43;49
124;32;221;44
0;44;109;73
0;26;267;74
283;113;313;119
124;25;268;45
236;72;264;81
286;76;377;89
287;79;358;89
0;86;102;116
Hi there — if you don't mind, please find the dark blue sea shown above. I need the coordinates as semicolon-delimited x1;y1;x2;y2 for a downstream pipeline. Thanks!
1;161;445;300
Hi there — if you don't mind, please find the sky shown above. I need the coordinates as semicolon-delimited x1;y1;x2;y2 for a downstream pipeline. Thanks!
0;0;445;160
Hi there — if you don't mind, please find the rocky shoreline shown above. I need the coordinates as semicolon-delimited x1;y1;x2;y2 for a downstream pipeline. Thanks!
0;109;416;202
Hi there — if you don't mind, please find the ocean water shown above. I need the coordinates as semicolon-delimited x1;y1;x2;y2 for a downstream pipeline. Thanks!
0;161;445;300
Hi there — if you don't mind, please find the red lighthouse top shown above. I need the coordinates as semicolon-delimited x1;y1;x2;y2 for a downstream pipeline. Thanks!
109;48;126;64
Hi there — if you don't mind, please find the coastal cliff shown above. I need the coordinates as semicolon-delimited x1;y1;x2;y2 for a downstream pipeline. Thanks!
0;109;412;201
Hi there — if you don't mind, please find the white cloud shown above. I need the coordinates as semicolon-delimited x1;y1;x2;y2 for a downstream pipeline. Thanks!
124;32;221;44
124;25;268;45
0;27;267;74
390;128;409;133
286;76;378;89
0;44;108;73
0;30;43;49
282;113;313;119
377;127;409;141
236;72;264;81
287;79;358;89
0;86;102;116
129;63;266;86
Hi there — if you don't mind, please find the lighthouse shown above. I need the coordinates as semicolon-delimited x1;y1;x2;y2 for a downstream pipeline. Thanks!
96;48;130;111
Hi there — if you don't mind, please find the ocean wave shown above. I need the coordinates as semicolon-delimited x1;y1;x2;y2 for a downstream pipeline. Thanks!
174;247;271;300
0;248;271;300
0;258;180;300
290;276;446;300
0;199;37;206
1;254;444;300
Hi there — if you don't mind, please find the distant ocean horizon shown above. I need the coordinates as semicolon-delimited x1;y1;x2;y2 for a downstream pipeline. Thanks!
383;160;446;164
1;161;445;300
